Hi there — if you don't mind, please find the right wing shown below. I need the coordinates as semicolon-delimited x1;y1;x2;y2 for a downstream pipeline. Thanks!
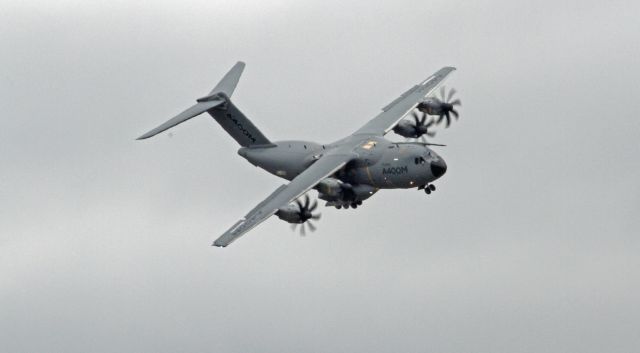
213;151;355;247
353;66;456;136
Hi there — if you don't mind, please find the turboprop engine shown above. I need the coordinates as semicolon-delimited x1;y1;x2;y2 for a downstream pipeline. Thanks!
275;195;321;236
416;86;461;128
316;178;377;209
393;111;436;141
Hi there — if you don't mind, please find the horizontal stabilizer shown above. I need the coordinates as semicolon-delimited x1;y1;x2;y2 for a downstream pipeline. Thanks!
136;98;224;140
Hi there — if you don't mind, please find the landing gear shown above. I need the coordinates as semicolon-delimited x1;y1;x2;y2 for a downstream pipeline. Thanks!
422;184;436;195
334;200;363;209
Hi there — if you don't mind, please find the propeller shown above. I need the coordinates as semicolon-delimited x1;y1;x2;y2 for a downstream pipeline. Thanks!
435;86;462;128
408;111;436;142
290;194;321;236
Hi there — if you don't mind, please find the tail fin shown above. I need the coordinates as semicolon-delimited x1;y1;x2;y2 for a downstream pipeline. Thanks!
137;61;272;147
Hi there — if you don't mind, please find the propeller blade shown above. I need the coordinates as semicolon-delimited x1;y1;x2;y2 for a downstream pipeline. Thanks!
290;223;297;231
420;136;426;143
300;223;306;236
451;109;459;119
445;111;451;127
412;112;420;126
425;120;434;128
447;88;456;102
440;86;446;101
450;99;461;106
427;131;436;137
303;194;310;209
307;221;317;232
437;114;445;124
311;213;321;220
420;113;426;125
309;199;318;212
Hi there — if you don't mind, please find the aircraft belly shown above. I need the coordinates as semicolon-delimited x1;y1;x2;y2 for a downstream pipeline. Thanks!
239;141;323;181
260;152;309;180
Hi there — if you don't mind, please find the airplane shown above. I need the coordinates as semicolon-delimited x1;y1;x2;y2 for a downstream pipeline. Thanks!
137;62;461;247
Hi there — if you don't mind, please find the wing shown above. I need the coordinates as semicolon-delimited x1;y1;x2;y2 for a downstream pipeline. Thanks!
353;67;456;136
213;151;355;247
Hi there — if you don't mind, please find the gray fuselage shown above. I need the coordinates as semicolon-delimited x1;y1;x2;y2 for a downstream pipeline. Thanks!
237;136;446;190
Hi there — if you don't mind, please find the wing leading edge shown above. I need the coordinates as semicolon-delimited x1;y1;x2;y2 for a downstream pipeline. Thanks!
354;66;456;136
213;152;355;247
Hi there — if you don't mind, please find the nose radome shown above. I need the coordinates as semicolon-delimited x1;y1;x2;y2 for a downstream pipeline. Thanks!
430;158;447;178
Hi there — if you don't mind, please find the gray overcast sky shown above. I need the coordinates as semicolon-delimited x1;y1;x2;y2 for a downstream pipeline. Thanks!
1;0;639;352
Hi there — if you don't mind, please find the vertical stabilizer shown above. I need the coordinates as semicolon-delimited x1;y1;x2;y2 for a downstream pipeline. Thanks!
137;61;272;147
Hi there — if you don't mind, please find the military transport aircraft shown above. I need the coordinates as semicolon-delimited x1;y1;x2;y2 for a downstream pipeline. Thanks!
137;62;461;247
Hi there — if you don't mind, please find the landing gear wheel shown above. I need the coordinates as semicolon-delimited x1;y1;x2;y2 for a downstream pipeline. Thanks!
425;188;431;195
336;205;342;209
429;184;436;191
351;203;358;209
357;200;363;206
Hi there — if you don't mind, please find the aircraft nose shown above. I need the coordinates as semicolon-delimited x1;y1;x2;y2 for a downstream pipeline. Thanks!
430;158;447;179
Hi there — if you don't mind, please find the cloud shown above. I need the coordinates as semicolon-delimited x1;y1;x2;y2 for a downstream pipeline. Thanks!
1;1;639;352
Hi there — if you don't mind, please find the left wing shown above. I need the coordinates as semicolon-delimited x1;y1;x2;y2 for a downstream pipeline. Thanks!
353;66;456;136
213;151;355;247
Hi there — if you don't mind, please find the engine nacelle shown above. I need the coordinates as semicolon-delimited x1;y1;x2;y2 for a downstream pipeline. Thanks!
417;97;445;115
392;119;417;138
317;178;377;203
275;204;303;224
316;177;343;198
